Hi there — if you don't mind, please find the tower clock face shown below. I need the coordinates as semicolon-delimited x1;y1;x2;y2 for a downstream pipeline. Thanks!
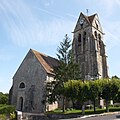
80;19;84;24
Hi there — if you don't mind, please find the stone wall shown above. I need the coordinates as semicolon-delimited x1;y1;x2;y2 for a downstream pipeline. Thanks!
11;50;47;113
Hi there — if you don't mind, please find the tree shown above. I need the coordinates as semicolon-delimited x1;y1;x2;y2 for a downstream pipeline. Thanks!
111;78;120;103
101;79;119;112
54;34;71;112
88;80;100;113
0;92;9;104
79;81;89;115
111;75;119;79
47;34;80;112
63;80;79;108
69;80;89;115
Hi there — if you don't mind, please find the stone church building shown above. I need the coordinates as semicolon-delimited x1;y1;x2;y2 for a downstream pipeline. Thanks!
9;49;59;113
9;12;108;113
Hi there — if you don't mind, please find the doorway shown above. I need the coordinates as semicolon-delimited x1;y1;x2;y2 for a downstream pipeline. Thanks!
19;97;23;111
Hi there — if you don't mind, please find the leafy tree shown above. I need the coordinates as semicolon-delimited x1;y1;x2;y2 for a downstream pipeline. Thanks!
112;78;120;103
111;75;119;79
101;79;119;112
79;81;89;115
88;80;100;113
63;80;79;108
72;80;89;115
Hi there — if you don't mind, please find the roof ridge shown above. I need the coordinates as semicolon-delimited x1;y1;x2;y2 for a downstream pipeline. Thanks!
30;49;48;57
30;49;59;75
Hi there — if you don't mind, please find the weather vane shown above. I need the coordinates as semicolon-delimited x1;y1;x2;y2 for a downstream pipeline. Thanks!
86;9;89;16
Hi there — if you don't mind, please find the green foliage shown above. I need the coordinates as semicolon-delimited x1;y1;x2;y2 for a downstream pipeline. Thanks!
56;34;71;64
10;112;16;120
62;78;120;113
88;80;100;100
0;92;9;104
47;35;80;113
111;75;119;79
0;104;15;114
101;79;119;100
54;34;80;82
47;107;120;115
0;114;6;120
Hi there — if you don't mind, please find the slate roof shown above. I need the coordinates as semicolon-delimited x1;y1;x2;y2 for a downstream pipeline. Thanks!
73;12;97;33
31;49;59;75
88;14;97;23
81;12;97;24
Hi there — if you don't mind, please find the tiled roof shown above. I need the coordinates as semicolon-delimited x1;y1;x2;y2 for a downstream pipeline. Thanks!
31;49;59;75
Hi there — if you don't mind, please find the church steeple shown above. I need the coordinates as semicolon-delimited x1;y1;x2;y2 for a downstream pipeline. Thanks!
72;12;108;80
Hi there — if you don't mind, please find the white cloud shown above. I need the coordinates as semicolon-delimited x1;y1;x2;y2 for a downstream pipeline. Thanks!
103;21;120;51
0;1;75;48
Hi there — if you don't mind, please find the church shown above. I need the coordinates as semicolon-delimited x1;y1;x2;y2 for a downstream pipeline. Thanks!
9;12;108;113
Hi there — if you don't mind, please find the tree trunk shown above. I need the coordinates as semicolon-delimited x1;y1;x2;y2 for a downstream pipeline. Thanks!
72;99;74;109
82;103;85;115
93;99;96;113
62;96;65;113
106;99;109;112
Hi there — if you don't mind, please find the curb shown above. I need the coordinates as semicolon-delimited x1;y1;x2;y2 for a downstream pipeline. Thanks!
59;111;120;120
77;111;120;119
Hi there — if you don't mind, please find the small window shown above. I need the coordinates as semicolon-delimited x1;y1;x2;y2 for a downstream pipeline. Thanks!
98;34;101;40
99;41;101;48
95;20;99;29
19;82;25;88
80;23;83;28
83;31;86;40
96;23;98;29
84;31;86;36
94;31;97;38
78;34;81;43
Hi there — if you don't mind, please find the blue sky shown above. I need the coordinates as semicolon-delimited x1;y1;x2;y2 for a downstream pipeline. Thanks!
0;0;120;93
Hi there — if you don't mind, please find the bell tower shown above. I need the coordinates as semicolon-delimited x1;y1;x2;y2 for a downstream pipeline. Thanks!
72;12;108;80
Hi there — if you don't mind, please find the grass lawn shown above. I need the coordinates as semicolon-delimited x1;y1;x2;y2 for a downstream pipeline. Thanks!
47;107;120;115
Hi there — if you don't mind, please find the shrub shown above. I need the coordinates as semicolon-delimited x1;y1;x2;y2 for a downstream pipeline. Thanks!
0;104;15;114
0;114;6;120
113;103;120;107
85;104;93;109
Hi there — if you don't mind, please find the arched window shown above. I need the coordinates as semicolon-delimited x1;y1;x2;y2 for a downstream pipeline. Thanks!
96;23;98;29
95;20;99;29
78;34;81;43
94;31;97;38
98;34;101;40
19;82;25;88
99;41;101;48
